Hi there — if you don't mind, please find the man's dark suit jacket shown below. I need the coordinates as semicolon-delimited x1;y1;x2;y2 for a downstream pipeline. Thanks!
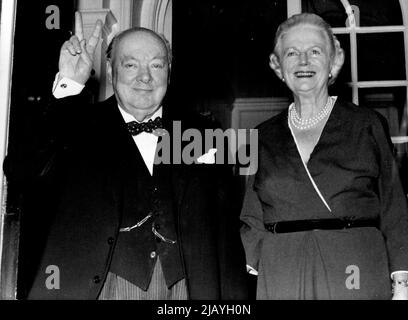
5;93;248;299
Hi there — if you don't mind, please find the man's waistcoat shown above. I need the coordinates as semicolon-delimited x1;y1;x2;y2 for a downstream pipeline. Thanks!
109;145;185;290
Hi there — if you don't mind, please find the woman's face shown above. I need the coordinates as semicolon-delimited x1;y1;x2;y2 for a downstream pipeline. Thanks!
276;24;332;97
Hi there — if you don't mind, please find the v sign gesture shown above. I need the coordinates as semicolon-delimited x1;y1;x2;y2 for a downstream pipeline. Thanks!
59;12;103;84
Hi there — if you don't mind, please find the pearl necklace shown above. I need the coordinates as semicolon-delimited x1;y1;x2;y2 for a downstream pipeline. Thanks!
289;97;333;130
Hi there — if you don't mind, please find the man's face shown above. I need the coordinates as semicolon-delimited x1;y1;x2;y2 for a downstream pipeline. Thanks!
108;31;169;119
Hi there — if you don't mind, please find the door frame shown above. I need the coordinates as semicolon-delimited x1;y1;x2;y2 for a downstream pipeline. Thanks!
0;0;18;300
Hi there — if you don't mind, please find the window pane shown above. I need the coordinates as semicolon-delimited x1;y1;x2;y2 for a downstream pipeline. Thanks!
357;33;406;81
302;0;403;27
358;87;407;136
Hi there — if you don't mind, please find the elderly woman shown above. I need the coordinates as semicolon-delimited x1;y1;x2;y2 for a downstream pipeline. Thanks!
240;13;408;299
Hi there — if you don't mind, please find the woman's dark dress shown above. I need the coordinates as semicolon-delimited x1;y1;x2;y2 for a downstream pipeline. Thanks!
240;100;408;299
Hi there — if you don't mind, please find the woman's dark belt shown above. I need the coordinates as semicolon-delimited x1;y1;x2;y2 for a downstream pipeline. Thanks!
264;217;379;234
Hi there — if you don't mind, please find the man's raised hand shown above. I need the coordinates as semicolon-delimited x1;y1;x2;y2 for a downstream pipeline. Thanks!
59;12;103;84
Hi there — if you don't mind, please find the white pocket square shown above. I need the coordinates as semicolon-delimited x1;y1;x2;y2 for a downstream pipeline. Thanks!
196;148;217;164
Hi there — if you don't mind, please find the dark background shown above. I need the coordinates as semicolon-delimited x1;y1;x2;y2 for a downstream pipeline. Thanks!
172;0;289;111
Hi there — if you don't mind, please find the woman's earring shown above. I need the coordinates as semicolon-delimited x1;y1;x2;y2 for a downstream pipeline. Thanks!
329;73;333;79
282;77;285;82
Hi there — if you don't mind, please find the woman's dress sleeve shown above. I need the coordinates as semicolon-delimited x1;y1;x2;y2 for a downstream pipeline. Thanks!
240;174;268;271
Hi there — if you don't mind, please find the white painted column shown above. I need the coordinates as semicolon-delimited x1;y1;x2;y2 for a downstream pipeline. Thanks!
287;0;302;18
77;7;113;100
99;0;134;99
139;0;172;45
78;0;122;100
105;0;133;32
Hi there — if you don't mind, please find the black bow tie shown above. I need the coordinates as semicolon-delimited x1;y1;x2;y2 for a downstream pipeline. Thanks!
125;117;163;136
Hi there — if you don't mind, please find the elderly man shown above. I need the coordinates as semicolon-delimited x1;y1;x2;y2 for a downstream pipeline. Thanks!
10;12;247;300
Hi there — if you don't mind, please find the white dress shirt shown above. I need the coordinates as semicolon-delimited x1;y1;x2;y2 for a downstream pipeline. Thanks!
118;106;161;176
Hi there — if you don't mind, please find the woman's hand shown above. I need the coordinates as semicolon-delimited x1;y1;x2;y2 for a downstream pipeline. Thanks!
392;288;408;300
392;273;408;300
